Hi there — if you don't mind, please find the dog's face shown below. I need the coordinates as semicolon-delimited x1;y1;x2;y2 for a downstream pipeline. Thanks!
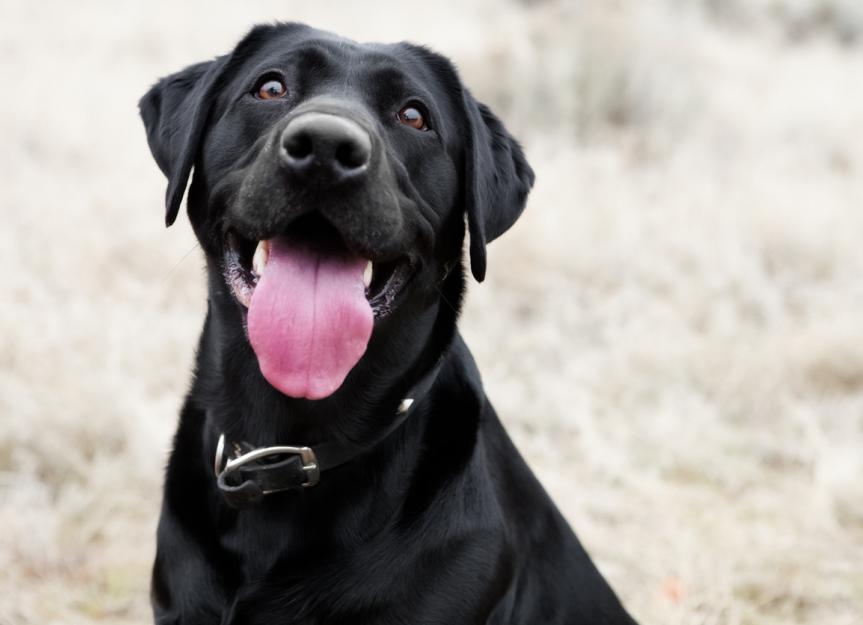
140;23;533;401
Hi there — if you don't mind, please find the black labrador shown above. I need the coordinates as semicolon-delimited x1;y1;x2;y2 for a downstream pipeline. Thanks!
139;22;638;625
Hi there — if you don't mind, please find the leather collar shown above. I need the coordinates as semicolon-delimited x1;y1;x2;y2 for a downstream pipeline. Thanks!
214;361;442;509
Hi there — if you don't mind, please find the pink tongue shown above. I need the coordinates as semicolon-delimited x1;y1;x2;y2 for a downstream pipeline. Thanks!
247;237;373;400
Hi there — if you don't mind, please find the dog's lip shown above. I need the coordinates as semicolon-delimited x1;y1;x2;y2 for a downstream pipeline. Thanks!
221;229;414;319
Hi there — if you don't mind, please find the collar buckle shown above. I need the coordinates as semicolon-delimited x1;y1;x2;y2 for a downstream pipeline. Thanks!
215;433;320;490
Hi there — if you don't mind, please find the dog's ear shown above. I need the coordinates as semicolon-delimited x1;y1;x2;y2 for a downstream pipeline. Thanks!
139;57;228;227
461;90;535;282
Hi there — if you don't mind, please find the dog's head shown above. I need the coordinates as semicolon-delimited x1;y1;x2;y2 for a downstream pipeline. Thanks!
140;23;533;401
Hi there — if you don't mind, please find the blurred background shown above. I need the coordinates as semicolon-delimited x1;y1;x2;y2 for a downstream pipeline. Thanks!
1;0;862;623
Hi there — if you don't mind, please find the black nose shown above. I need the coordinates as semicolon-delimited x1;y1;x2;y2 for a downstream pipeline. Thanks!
279;113;372;184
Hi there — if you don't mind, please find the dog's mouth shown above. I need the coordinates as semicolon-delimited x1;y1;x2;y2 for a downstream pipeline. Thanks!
221;215;413;400
223;220;412;318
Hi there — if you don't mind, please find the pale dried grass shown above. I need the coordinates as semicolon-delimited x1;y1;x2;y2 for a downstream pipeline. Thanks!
1;1;861;623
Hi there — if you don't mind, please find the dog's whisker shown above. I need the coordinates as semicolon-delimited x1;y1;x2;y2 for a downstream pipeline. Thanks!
161;241;202;284
434;284;459;316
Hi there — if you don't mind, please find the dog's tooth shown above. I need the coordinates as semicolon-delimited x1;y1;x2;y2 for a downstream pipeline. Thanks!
236;287;252;308
252;240;269;276
363;261;373;288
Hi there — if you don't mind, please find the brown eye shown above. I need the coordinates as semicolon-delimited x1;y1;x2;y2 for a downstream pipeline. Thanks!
397;105;428;131
256;78;287;100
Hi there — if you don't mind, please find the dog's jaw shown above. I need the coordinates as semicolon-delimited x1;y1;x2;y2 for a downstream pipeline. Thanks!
222;227;415;319
218;220;419;400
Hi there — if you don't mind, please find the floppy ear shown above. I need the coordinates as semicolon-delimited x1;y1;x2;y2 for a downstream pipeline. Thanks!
461;90;535;282
139;57;228;227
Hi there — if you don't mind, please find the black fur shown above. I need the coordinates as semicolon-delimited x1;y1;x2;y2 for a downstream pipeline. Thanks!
140;22;637;625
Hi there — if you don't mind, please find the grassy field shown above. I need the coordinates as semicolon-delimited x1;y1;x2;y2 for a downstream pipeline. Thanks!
1;0;861;623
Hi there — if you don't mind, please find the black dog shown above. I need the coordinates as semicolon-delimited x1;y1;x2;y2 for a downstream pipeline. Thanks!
139;23;637;625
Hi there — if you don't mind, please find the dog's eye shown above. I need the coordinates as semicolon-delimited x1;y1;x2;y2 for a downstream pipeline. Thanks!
255;77;287;100
397;105;428;131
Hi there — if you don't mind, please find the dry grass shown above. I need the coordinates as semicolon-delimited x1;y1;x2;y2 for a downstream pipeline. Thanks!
1;0;861;623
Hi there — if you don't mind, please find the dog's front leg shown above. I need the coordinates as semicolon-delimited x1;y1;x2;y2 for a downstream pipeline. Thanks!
151;403;235;624
151;523;227;624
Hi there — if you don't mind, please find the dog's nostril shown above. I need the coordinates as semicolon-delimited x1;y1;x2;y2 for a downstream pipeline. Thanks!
284;132;313;160
335;140;369;171
279;112;372;181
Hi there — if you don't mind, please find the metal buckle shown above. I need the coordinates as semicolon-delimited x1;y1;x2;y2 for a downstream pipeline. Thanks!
214;434;320;489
